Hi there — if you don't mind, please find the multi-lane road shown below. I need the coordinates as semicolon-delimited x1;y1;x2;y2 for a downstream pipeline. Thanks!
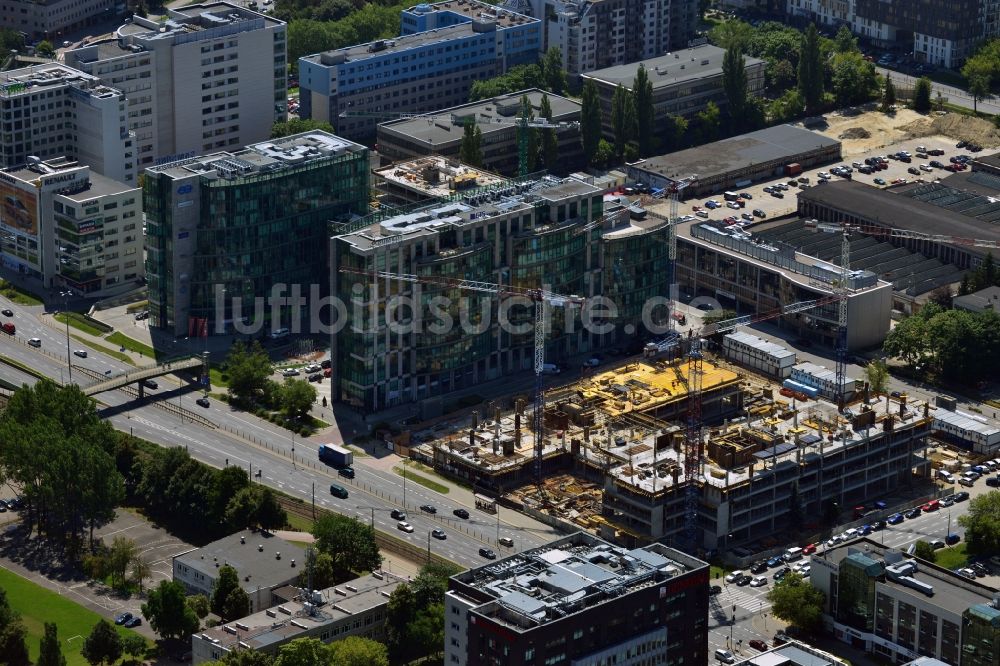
0;300;561;567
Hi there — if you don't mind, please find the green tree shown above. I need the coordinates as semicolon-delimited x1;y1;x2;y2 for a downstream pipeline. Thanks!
299;550;338;590
914;540;938;562
881;73;897;112
610;84;633;156
580;80;603;164
122;634;147;662
131;555;152;593
767;571;826;634
469;64;544;101
224;341;273;406
384;563;459;663
693;101;722;143
108;536;139;590
81;620;122;666
540;47;567;95
593;139;616;168
271;118;335;138
216;650;276;666
912;76;933;112
256;487;287;532
222;587;251;624
188;594;210;620
311;514;382;580
882;313;930;367
0;621;31;666
278;378;317;420
960;490;1000;556
969;74;991;114
135;1;148;18
834;24;858;53
768;59;797;91
864;360;890;395
275;638;331;666
722;42;749;132
768;88;805;123
212;565;248;621
142;580;199;640
459;120;482;167
708;19;753;51
38;622;67;666
663;114;689;152
538;93;559;170
36;40;55;58
329;636;389;666
519;94;539;174
797;23;824;111
831;52;879;106
633;64;654;156
211;466;251;526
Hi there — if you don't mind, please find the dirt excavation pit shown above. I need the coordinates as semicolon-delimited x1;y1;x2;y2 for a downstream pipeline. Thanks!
801;107;1000;156
899;112;1000;148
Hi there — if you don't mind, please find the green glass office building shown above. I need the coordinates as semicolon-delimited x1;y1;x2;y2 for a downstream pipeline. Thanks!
144;131;368;336
331;178;671;411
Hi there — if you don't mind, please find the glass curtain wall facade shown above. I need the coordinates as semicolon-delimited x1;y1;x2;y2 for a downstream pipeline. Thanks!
145;142;368;334
962;604;1000;666
836;553;882;632
332;184;675;411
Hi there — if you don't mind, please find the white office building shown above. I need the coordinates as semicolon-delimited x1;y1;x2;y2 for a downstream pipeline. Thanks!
0;63;135;185
723;331;797;379
66;2;286;169
0;157;142;295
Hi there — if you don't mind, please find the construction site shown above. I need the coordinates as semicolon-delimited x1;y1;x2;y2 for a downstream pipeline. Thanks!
411;350;934;553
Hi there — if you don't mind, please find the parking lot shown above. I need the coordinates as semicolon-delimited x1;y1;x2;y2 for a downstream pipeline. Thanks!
688;134;994;228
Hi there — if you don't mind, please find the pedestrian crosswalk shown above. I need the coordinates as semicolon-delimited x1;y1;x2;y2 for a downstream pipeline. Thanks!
716;587;772;612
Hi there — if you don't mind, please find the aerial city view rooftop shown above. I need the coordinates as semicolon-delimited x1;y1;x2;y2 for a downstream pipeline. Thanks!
1;0;1000;665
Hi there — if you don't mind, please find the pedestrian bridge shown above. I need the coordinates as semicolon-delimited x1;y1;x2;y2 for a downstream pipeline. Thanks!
81;355;205;397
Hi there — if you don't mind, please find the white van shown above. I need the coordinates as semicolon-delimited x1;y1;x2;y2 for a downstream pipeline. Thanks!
269;327;290;340
783;546;804;562
723;191;740;201
541;363;560;375
938;470;955;483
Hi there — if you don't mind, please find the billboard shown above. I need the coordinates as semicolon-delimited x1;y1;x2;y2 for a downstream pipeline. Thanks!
0;179;38;237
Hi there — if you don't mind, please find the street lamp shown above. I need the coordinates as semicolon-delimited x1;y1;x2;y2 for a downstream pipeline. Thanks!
59;290;73;383
356;505;375;529
427;530;432;564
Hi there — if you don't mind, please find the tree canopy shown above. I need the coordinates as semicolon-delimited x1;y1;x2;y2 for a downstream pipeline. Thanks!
385;562;462;663
959;490;1000;556
767;571;825;633
0;381;123;546
633;64;654;157
882;304;1000;382
580;80;603;165
469;64;544;102
797;24;825;111
38;622;67;666
311;514;381;580
271;119;334;138
722;42;748;132
914;540;937;563
142;580;200;640
0;589;30;666
912;76;933;113
81;620;122;666
212;565;251;622
831;52;879;107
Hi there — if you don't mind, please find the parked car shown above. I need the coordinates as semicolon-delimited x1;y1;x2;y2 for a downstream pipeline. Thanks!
904;507;922;519
770;190;784;198
308;373;322;383
767;555;784;568
740;192;752;199
115;612;133;626
887;513;904;525
874;177;886;185
908;167;921;175
954;491;970;502
124;616;141;628
959;477;976;487
725;570;743;584
750;576;768;587
750;561;768;574
710;585;722;595
752;208;766;218
715;649;737;664
749;639;769;651
986;476;1000;487
0;309;12;317
802;543;818;555
281;368;300;377
773;567;791;581
946;533;961;545
736;574;753;586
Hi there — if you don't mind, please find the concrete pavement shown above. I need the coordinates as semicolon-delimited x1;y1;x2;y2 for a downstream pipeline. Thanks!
877;66;1000;116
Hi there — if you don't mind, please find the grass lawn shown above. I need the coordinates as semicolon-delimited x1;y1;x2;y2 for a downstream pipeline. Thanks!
710;565;728;580
284;509;314;533
54;312;112;337
209;365;229;388
105;332;159;360
394;466;450;494
69;333;136;366
0;567;148;666
934;542;968;570
0;279;44;306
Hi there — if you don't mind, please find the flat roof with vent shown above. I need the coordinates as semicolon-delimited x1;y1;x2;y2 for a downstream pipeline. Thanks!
449;532;706;632
147;130;365;180
580;43;764;91
172;529;306;592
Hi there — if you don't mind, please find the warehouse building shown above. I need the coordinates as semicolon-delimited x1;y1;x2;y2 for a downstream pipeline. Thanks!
755;220;968;317
932;408;1000;454
723;331;796;379
953;285;1000;313
796;179;1000;271
376;89;583;177
445;532;709;666
675;220;893;351
810;538;1000;665
581;44;765;136
625;125;841;199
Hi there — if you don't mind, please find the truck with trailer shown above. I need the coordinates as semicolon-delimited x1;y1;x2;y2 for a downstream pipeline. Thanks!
318;444;353;468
